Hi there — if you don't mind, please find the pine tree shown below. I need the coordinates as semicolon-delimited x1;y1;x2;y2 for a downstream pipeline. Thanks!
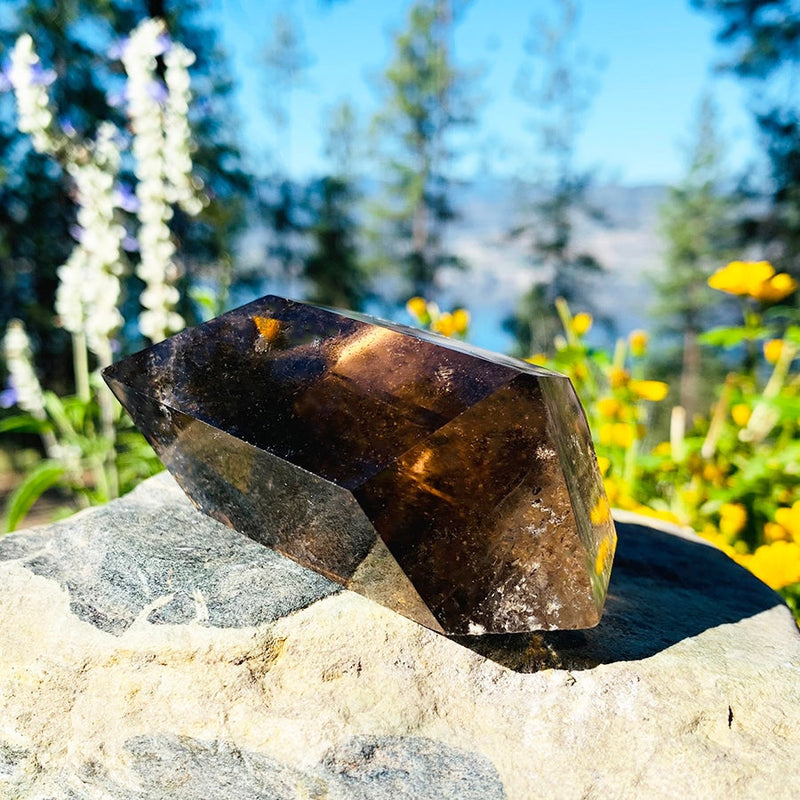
370;0;475;300
692;0;800;277
653;95;737;419
303;100;368;310
505;0;605;356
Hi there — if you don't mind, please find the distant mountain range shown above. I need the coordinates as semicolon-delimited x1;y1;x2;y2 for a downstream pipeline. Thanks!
234;179;670;354
439;180;668;352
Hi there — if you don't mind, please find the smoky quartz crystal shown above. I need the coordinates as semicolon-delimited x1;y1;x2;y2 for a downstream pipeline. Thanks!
104;295;616;635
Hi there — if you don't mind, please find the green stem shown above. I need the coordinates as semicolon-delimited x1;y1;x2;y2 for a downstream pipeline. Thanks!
741;341;797;443
624;437;639;495
701;374;734;459
555;297;578;347
72;331;91;403
95;340;119;499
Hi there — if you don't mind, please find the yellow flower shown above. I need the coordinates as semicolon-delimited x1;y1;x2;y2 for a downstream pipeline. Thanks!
763;338;784;364
406;296;429;322
629;330;649;358
629;504;681;525
431;313;455;337
598;423;614;447
596;456;611;476
596;397;621;418
599;422;635;448
681;487;702;508
451;308;470;335
736;541;800;590
652;441;672;457
731;403;751;427
708;260;775;296
775;501;800;541
603;477;619;504
572;312;593;336
629;379;669;402
750;272;798;303
764;522;790;543
702;463;725;485
719;502;747;537
611;422;636;448
526;353;548;366
609;367;629;389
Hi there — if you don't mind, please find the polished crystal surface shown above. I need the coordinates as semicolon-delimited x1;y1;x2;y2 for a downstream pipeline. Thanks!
103;295;616;635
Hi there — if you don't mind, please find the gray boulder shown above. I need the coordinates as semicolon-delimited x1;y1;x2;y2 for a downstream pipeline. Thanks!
0;472;798;799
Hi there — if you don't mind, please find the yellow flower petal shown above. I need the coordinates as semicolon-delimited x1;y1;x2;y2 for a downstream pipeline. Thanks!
764;522;790;543
596;397;621;418
731;403;751;427
629;379;669;401
525;353;548;366
572;312;593;336
406;296;429;322
719;502;747;537
737;541;800;590
629;329;649;358
431;312;455;337
611;422;636;448
775;501;800;540
708;260;775;296
750;272;798;303
451;308;470;335
608;367;629;389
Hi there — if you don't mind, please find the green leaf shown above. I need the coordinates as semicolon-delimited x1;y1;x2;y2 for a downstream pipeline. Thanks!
0;414;51;435
2;460;65;533
699;326;769;348
783;325;800;345
42;391;81;442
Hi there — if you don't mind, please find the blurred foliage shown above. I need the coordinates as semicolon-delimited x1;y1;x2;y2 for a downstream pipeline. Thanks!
505;0;606;355
2;388;161;530
409;260;800;623
369;0;475;299
510;262;800;621
0;0;251;390
652;94;739;420
692;0;800;280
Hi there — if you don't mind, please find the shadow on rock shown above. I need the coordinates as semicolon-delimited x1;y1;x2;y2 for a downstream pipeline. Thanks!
451;520;786;672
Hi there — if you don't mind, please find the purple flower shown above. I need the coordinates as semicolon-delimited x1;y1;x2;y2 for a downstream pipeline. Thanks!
122;235;140;252
30;64;56;86
155;33;172;56
108;37;129;61
147;80;168;105
0;386;18;409
59;116;77;137
115;184;140;213
69;224;83;243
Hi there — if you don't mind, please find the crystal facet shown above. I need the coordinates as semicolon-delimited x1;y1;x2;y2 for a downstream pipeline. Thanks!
103;295;616;634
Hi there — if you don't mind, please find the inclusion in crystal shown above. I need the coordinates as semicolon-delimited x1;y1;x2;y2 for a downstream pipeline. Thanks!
103;295;616;635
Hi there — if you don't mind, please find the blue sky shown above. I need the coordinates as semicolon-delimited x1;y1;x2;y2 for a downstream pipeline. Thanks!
208;0;759;186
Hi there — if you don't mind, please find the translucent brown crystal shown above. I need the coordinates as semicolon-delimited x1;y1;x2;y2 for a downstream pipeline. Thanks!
103;295;616;635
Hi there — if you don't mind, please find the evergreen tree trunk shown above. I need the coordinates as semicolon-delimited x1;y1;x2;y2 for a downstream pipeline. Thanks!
681;327;702;421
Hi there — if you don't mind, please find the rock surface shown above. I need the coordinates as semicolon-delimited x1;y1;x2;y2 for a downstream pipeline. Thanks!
0;472;797;799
